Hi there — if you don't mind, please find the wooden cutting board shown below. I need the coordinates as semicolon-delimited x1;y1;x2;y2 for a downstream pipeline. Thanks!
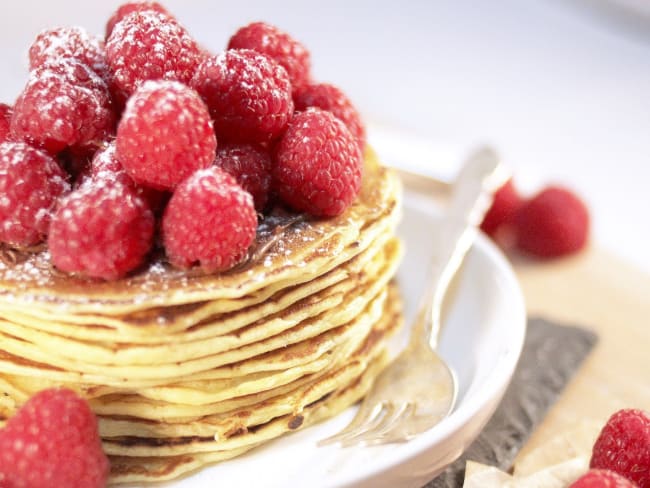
514;246;650;460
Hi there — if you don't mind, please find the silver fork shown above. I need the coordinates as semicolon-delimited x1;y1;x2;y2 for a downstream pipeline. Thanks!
319;147;507;446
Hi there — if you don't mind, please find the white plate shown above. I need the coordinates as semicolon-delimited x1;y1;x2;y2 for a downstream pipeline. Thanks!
137;184;527;488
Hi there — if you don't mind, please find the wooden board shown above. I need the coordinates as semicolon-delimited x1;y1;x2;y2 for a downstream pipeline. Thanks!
514;246;650;460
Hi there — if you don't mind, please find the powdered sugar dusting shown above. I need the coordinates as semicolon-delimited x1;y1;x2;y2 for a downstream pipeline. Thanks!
11;59;114;153
0;142;70;247
105;10;201;94
29;26;109;79
116;79;215;190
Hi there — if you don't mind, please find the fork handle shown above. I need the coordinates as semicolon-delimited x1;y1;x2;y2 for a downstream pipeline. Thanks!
412;147;508;350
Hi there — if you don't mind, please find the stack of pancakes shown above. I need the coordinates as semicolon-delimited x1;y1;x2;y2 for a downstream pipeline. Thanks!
0;151;403;484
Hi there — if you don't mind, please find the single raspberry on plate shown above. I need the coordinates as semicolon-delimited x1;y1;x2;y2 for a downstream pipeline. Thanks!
228;21;311;93
274;108;363;217
190;49;294;143
90;142;166;212
515;185;589;258
28;27;109;80
0;103;11;142
293;82;366;148
590;409;650;488
480;178;523;237
48;177;155;280
116;80;216;190
0;388;109;488
106;10;201;95
569;469;640;487
10;59;115;154
162;167;257;272
0;142;69;248
214;142;272;211
105;0;171;39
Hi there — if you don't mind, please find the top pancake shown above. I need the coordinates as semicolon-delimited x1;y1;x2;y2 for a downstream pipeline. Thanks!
0;150;400;315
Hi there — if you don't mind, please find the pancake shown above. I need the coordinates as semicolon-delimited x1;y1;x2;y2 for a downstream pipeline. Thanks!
0;150;406;484
108;351;390;485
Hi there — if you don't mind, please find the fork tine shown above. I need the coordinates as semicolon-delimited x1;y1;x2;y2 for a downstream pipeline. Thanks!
364;404;420;444
342;403;411;446
317;402;384;446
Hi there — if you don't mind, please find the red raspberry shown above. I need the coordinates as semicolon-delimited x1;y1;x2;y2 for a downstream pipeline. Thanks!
0;103;12;142
162;167;257;272
89;142;166;212
0;388;109;488
116;80;216;190
515;185;589;258
228;22;311;93
106;10;201;95
214;143;272;211
570;469;640;487
480;179;523;236
29;27;108;80
293;82;366;148
0;142;69;248
48;178;155;280
105;0;171;39
190;49;294;143
590;409;650;487
10;59;115;154
274;108;363;217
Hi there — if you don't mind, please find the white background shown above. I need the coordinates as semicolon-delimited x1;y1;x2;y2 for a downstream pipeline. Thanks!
1;0;649;271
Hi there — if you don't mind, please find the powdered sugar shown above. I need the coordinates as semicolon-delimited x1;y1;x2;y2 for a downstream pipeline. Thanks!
105;10;201;94
29;26;108;79
116;80;216;190
11;60;114;153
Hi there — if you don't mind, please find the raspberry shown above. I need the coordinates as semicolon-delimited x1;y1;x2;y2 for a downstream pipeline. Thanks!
570;469;640;487
0;103;12;142
480;179;523;236
590;409;650;488
10;59;115;154
116;80;216;190
294;82;366;148
48;178;155;280
90;142;166;212
214;143;272;211
190;49;294;143
105;0;171;39
162;167;257;272
28;27;109;80
0;388;109;488
515;185;589;258
274;108;363;217
106;10;201;95
0;142;69;248
228;22;311;93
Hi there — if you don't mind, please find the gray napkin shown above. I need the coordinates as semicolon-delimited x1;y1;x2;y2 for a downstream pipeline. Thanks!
426;317;598;487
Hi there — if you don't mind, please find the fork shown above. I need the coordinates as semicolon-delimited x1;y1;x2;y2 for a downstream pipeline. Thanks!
319;147;507;446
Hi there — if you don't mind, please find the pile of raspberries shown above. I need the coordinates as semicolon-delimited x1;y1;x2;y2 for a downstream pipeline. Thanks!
0;1;366;280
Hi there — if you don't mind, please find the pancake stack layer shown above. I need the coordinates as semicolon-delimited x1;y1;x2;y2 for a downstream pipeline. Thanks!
0;152;403;484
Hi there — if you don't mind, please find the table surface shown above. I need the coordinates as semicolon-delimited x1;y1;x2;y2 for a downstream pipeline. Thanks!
514;245;650;460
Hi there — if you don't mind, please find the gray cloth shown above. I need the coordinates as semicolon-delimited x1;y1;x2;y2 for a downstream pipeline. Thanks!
426;317;598;487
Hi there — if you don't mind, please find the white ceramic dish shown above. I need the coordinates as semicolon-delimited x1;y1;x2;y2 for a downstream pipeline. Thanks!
136;184;527;488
